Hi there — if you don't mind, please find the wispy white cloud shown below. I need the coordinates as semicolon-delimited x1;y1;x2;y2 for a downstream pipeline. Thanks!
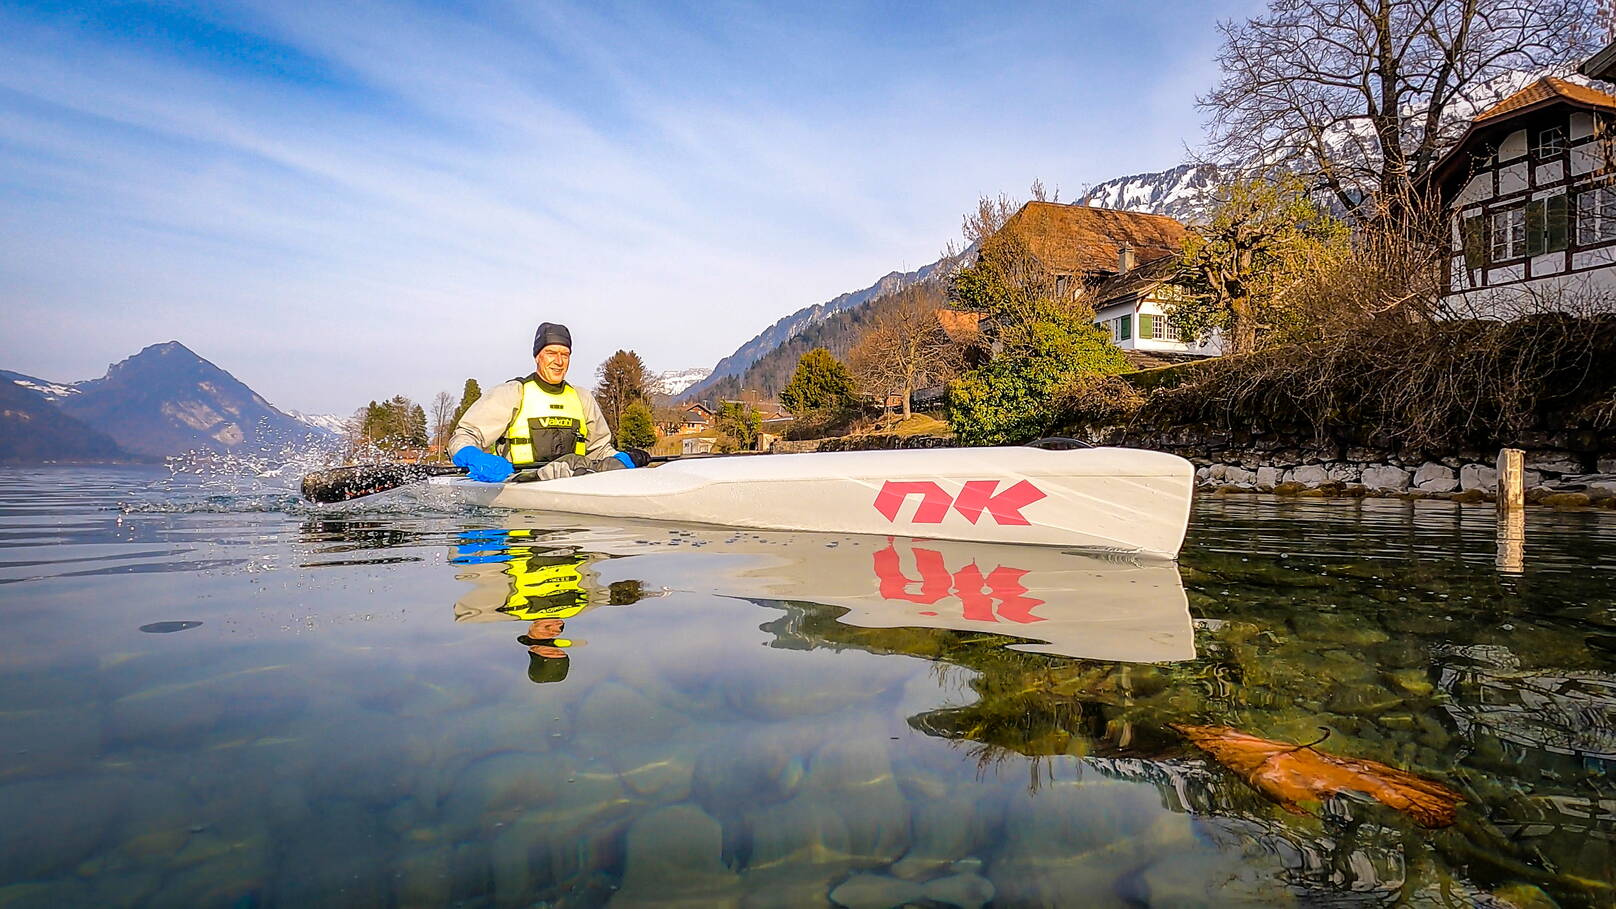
0;0;1256;411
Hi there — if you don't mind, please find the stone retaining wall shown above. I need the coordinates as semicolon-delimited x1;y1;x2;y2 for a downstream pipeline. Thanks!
1088;426;1616;507
1197;459;1616;507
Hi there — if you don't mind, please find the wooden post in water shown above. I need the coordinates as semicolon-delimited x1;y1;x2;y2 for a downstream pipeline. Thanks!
1496;448;1525;512
1495;447;1525;574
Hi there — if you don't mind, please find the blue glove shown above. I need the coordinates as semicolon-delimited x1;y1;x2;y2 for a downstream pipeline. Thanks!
452;446;515;483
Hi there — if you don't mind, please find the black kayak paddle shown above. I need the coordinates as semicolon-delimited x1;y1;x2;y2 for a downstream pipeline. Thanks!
301;463;466;504
299;452;744;504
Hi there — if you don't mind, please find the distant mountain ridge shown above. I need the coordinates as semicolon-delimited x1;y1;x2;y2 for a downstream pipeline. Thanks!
654;368;710;397
1077;163;1222;221
681;253;962;402
0;376;132;463
678;163;1233;405
5;342;334;461
287;410;353;435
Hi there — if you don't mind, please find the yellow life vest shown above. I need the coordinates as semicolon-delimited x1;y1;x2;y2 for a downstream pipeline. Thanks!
499;376;588;468
500;552;590;620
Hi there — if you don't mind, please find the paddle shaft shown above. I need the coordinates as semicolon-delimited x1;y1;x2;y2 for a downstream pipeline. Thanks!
300;450;768;504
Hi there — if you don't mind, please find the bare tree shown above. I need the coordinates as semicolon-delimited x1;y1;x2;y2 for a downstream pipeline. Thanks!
962;192;1022;246
429;391;457;456
1201;0;1600;214
1029;177;1060;203
848;287;964;419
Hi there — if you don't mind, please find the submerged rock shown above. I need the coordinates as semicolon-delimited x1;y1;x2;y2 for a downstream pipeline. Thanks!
801;738;910;864
745;796;854;870
613;804;741;907
610;741;699;802
828;873;922;908
921;872;995;909
889;794;980;880
574;682;687;747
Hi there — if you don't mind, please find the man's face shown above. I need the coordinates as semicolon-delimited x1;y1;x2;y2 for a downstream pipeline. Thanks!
535;345;570;384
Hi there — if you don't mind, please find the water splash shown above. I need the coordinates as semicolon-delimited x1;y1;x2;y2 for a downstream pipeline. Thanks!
115;436;472;517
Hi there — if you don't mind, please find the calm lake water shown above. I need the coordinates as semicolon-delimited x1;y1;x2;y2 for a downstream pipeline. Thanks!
2;465;1614;907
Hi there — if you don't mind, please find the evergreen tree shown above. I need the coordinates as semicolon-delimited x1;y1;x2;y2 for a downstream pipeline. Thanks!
716;401;762;450
779;348;857;415
407;404;429;447
596;350;652;432
451;379;482;426
618;400;657;449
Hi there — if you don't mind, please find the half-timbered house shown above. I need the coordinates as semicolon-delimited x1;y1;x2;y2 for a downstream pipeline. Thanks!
1423;77;1616;315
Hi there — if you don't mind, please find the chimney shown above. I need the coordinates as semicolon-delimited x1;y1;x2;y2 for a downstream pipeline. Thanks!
1117;245;1135;274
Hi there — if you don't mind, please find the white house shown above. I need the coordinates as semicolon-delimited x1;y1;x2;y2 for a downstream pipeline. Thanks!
1090;246;1223;360
990;201;1221;360
1423;76;1616;316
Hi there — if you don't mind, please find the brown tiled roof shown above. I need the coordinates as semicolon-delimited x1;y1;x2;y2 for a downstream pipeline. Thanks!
1475;76;1616;122
998;202;1187;276
1421;76;1616;194
934;309;985;343
1092;253;1182;307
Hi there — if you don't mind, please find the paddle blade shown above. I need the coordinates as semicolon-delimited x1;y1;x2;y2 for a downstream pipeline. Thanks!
301;463;464;503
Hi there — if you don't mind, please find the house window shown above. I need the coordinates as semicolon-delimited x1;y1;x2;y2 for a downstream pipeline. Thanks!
1578;185;1616;245
1533;125;1565;159
1490;208;1525;260
1142;313;1179;341
1117;314;1131;342
1460;213;1487;271
1525;194;1569;256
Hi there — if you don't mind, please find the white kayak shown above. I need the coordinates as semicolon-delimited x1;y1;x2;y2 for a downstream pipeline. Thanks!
428;445;1194;559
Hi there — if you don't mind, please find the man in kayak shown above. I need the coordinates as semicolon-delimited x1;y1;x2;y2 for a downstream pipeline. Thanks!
447;322;648;482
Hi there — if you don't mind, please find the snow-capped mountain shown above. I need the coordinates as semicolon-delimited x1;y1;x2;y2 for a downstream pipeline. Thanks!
287;411;351;436
1077;163;1221;222
653;368;710;397
0;369;83;402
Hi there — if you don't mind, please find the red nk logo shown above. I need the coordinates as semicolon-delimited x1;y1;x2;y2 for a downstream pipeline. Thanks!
873;480;1046;526
873;543;1044;624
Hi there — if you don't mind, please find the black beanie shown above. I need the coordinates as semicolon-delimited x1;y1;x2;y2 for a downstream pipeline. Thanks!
533;322;572;355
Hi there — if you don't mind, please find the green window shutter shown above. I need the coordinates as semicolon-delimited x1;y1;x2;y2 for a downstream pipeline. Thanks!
1461;215;1486;270
1119;314;1132;341
1546;193;1568;252
1525;199;1546;256
1138;313;1153;339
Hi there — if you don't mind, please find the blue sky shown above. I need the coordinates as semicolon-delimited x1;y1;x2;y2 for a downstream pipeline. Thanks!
0;0;1254;413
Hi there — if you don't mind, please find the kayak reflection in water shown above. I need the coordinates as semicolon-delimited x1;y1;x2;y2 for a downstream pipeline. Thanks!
449;528;660;683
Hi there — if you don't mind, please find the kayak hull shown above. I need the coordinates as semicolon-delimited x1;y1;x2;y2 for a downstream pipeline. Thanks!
428;446;1194;559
